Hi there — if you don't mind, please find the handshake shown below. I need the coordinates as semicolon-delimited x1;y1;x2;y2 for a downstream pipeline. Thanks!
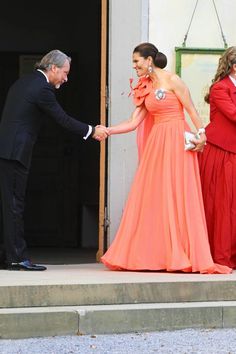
92;125;109;141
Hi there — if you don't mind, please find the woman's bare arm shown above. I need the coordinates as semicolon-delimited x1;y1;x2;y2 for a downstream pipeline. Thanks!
107;105;148;135
170;74;206;151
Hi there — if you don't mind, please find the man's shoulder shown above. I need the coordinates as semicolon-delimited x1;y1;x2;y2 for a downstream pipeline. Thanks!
7;71;54;104
15;71;53;95
23;70;47;85
11;71;43;89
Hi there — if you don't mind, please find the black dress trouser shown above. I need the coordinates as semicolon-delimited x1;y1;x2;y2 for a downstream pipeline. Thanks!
0;158;29;264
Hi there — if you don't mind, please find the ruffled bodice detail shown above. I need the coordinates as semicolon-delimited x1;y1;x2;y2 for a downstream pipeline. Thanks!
130;76;152;106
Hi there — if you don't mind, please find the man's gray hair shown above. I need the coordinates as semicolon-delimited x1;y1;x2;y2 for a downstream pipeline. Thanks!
35;49;71;71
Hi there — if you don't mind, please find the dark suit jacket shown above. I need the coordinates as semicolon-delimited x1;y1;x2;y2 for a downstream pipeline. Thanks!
206;76;236;153
0;70;92;168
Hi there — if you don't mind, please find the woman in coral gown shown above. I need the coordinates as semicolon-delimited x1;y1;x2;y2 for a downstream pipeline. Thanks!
101;42;232;274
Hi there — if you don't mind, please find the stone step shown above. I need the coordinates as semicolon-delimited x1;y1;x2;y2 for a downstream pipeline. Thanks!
1;280;236;308
0;301;236;339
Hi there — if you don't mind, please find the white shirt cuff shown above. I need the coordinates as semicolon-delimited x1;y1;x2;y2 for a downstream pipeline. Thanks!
83;125;93;140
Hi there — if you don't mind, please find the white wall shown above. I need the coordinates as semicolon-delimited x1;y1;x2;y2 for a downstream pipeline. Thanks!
149;0;236;72
148;0;236;130
107;0;149;243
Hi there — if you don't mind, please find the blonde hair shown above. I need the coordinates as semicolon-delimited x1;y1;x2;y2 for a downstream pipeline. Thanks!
205;46;236;103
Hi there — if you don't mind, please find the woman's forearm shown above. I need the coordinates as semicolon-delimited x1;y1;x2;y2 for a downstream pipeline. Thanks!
108;119;137;135
108;106;147;135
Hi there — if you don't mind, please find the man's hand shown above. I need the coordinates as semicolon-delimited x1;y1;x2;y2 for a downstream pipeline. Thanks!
92;125;109;141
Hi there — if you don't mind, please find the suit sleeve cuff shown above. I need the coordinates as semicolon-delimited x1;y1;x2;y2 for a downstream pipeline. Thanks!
83;125;95;140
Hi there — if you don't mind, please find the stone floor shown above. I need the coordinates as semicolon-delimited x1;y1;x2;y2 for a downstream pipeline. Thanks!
1;261;235;286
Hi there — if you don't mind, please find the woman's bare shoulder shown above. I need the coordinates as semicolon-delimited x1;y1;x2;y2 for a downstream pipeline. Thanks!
167;72;186;90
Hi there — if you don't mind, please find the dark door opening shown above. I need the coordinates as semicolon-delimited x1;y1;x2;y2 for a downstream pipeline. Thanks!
0;2;102;264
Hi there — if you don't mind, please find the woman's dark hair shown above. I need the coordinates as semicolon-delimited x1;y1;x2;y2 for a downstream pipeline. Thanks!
133;42;167;69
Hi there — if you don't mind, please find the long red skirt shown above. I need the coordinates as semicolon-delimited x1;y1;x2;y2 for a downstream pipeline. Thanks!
198;142;236;268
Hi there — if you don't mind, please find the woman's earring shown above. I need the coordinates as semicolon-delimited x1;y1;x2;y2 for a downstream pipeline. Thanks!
148;65;153;73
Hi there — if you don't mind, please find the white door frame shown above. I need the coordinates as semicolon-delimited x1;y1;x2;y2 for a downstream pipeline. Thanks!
106;0;149;246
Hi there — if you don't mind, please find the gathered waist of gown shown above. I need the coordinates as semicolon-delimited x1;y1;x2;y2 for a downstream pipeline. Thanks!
153;114;185;124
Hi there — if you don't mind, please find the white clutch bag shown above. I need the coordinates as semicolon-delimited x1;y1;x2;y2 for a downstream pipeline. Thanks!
184;131;197;151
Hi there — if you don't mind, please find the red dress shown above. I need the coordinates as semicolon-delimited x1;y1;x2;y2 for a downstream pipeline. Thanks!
198;143;236;268
198;76;236;268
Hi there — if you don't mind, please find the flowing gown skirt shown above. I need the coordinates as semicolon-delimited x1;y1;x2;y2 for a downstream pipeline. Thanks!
101;87;231;274
198;142;236;268
101;116;231;274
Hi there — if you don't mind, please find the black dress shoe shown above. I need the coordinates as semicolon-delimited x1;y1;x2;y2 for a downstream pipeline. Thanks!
7;260;47;271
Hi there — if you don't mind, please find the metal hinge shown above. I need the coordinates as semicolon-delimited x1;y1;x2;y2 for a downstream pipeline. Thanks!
105;85;109;109
104;206;110;231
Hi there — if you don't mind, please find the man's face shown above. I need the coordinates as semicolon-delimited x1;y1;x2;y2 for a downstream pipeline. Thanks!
49;59;70;89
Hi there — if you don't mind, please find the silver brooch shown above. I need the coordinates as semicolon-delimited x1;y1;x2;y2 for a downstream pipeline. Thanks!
155;89;166;100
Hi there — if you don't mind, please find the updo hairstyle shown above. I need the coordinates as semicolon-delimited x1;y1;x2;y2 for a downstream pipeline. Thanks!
133;42;167;69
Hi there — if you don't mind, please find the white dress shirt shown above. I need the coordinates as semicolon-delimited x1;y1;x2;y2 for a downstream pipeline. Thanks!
229;74;236;87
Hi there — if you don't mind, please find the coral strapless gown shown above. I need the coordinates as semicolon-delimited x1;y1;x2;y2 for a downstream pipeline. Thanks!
101;77;232;274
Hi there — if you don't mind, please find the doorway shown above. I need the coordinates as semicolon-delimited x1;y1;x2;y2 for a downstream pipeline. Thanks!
0;1;103;264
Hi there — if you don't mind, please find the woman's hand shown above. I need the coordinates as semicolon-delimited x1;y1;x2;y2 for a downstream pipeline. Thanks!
191;133;207;152
93;125;109;141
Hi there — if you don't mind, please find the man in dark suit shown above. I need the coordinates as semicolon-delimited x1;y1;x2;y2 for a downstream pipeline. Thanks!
0;49;108;271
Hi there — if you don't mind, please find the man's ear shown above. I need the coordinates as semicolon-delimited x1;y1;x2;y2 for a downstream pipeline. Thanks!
51;64;57;73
